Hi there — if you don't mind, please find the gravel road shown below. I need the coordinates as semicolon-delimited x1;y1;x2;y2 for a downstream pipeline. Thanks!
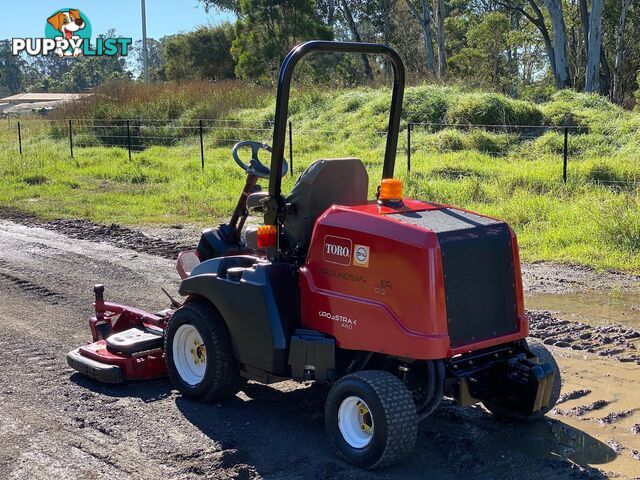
0;217;638;479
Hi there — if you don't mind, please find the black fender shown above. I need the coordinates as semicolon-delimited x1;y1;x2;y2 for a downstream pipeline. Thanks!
178;256;297;376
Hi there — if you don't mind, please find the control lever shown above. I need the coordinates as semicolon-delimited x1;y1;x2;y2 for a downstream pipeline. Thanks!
161;287;183;309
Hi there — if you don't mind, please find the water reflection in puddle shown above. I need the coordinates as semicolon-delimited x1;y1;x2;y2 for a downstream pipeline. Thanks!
526;291;640;329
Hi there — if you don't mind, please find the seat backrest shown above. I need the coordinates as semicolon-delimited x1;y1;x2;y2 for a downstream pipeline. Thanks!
283;158;368;255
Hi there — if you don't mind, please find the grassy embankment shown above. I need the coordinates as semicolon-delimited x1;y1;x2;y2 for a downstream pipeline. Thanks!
0;81;638;272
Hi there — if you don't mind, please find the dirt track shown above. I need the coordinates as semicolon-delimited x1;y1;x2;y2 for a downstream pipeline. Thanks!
0;217;639;479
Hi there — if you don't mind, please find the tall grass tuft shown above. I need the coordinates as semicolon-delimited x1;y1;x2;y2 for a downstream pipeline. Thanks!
52;80;269;122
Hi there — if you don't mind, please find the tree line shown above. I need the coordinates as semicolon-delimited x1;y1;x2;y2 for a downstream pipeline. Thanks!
1;1;638;107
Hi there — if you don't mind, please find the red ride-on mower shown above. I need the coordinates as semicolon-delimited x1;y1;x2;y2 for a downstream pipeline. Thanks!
68;41;561;469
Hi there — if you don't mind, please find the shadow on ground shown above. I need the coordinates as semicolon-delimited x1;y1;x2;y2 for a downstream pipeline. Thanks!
70;373;172;403
170;382;615;480
70;373;615;478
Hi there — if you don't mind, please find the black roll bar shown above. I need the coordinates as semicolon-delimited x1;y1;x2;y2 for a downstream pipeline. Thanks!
267;41;406;218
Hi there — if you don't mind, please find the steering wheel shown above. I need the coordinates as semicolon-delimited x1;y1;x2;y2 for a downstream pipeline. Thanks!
231;141;288;179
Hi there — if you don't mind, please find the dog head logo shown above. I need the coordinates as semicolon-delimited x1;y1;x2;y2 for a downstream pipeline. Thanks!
45;8;92;57
48;10;85;40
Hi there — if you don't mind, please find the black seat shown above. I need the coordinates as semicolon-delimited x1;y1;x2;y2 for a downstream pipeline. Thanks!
283;158;368;255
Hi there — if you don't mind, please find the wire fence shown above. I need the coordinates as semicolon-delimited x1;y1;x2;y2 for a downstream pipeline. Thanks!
3;117;639;190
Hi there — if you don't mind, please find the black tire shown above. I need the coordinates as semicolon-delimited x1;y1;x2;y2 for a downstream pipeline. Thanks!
164;298;241;402
325;370;418;469
483;338;562;421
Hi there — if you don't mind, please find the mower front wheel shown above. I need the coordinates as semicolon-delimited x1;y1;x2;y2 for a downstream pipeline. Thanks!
165;298;242;402
325;370;418;469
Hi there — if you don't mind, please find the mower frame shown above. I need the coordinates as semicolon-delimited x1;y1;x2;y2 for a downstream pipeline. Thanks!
264;41;405;229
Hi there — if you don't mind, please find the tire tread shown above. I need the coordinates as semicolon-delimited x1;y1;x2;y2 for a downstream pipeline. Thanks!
165;298;241;402
331;370;418;469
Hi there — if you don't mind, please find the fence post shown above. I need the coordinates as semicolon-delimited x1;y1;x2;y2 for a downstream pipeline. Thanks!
407;123;412;174
126;120;132;161
199;120;205;171
288;120;293;176
563;127;568;185
17;121;22;155
68;119;74;158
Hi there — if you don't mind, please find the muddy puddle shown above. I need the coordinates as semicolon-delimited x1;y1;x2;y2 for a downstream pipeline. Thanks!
527;291;640;330
525;289;640;477
546;350;640;478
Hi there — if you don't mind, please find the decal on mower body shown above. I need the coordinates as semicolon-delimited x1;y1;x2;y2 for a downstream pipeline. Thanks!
319;310;357;329
353;244;370;268
320;267;366;283
323;235;352;266
323;236;371;268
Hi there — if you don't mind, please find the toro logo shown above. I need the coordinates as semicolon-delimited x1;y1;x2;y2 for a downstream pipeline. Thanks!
323;235;352;266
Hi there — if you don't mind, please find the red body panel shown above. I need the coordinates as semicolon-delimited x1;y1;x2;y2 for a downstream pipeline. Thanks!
79;340;166;380
299;200;527;360
79;301;169;380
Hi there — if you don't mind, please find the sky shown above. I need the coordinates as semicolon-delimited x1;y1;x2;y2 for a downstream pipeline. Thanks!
0;1;234;41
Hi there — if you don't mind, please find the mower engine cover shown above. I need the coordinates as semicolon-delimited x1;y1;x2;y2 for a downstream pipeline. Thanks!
299;201;526;359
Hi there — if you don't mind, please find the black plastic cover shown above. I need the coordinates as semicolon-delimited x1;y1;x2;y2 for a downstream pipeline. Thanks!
391;207;502;232
67;348;123;384
391;208;518;347
283;158;368;255
197;228;242;261
179;256;298;376
288;329;336;381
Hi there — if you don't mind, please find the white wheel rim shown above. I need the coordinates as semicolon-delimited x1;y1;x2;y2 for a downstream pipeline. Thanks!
172;324;207;386
338;396;374;449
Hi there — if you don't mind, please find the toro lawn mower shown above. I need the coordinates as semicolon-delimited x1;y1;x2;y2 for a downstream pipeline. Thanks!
68;41;561;469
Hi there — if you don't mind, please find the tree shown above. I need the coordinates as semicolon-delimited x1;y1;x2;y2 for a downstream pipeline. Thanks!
404;0;436;74
376;0;397;77
16;30;129;92
495;0;558;86
231;0;332;81
23;55;73;91
338;0;374;79
542;0;571;88
433;0;447;79
133;38;165;81
162;24;236;81
388;0;432;75
449;12;514;90
58;57;130;92
613;0;633;102
0;40;25;94
58;31;130;91
585;0;604;92
199;0;241;14
175;0;640;102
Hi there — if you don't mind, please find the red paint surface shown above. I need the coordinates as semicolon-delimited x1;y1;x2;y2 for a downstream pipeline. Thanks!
79;301;168;380
299;201;527;359
79;340;166;380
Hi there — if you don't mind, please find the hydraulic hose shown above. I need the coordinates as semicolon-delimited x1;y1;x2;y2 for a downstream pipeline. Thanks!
415;360;436;413
418;360;445;421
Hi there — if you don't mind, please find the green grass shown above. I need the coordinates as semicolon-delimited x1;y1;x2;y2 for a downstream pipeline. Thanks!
1;85;639;273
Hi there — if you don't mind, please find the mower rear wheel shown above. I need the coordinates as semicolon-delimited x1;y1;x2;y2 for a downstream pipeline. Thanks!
165;298;241;402
483;339;562;421
325;370;418;469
